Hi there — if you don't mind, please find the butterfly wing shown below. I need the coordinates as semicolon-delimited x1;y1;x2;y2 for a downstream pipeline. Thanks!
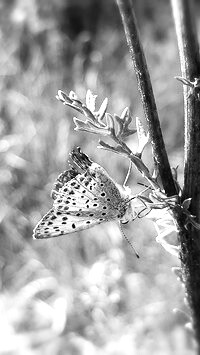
33;148;131;239
52;148;129;216
33;208;107;239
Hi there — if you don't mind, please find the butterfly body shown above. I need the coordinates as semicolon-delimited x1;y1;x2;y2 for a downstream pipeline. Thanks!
33;148;135;239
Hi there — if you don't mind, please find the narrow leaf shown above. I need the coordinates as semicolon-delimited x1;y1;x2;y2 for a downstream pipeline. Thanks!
86;90;97;112
96;98;108;121
56;90;72;104
106;113;115;133
136;117;149;154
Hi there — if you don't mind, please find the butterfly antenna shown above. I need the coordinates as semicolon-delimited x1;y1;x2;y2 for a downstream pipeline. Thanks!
119;223;140;258
123;161;132;187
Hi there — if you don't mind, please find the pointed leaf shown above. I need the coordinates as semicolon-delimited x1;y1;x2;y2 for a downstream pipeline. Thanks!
98;140;117;151
96;98;108;121
73;117;89;130
136;117;149;154
114;114;124;136
56;90;67;102
86;90;97;112
80;105;97;123
56;90;72;104
121;107;130;122
106;113;115;134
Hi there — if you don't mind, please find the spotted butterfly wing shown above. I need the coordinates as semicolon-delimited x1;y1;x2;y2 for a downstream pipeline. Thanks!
33;148;134;239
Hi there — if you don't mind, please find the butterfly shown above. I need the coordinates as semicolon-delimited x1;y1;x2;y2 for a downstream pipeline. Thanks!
33;147;136;239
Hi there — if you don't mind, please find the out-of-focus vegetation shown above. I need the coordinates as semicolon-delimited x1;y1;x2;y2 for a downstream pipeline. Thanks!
1;0;199;354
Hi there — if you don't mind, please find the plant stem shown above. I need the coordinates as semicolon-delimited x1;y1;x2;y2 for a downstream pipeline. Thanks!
171;0;200;349
116;0;177;197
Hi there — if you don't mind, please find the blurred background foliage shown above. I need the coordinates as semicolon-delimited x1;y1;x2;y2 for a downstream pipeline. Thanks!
1;0;200;354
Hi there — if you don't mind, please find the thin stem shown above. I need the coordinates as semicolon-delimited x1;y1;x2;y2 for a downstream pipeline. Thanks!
171;0;200;349
116;0;177;197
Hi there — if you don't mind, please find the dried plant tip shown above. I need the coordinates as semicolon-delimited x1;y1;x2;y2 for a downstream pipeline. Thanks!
175;76;200;100
175;76;193;87
182;198;192;211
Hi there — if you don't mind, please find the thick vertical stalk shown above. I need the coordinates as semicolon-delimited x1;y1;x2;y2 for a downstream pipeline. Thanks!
171;0;200;350
116;0;177;197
